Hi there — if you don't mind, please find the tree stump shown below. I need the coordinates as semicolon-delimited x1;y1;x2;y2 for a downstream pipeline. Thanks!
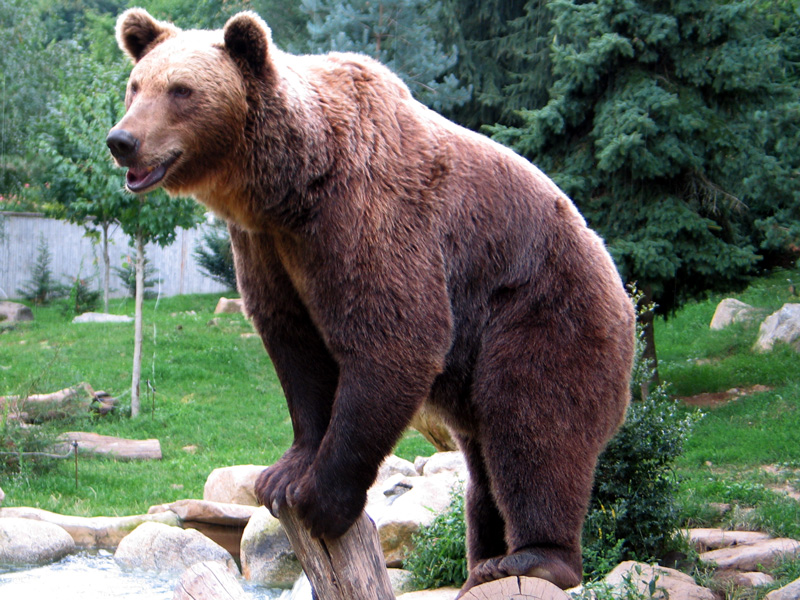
459;576;571;600
278;507;394;600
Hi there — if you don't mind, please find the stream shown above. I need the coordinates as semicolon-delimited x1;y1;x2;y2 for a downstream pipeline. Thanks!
0;551;291;600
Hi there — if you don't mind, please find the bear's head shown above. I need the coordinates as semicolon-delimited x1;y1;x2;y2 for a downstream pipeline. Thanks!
107;9;274;199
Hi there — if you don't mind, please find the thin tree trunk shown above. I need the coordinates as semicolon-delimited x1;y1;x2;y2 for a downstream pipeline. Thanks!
102;222;110;314
131;231;145;418
639;284;659;399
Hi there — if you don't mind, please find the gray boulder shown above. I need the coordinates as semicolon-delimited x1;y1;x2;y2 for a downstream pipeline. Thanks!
754;304;800;352
700;538;800;571
0;517;75;566
203;464;266;506
605;561;715;600
239;506;301;587
72;312;133;324
710;299;758;330
114;521;238;576
766;577;800;600
0;301;33;323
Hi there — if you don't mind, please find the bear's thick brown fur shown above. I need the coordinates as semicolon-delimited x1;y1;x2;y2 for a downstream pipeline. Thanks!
108;9;636;595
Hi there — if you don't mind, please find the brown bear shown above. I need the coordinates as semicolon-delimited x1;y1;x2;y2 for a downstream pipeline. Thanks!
107;9;635;595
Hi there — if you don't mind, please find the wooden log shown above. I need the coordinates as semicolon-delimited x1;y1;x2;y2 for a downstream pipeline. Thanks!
458;576;571;600
173;560;246;600
278;506;394;600
56;432;162;460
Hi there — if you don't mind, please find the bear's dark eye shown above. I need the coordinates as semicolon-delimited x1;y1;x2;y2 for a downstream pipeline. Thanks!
171;85;192;99
130;82;139;96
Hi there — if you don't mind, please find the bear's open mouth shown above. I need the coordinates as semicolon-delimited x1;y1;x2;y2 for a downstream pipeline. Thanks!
126;154;179;192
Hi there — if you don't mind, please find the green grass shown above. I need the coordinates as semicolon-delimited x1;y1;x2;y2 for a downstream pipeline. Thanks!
2;268;799;549
654;267;800;541
0;293;434;516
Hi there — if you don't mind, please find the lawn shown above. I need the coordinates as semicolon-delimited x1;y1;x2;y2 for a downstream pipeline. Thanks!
1;267;799;541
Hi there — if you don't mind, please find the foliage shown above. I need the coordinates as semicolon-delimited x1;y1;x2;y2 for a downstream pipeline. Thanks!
113;254;162;299
438;0;553;128
582;290;701;576
194;217;237;291
62;273;102;316
404;487;468;589
491;0;800;320
303;0;471;111
16;236;66;305
0;414;61;476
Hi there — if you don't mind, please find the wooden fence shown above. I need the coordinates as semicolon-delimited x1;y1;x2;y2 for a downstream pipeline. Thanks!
0;212;229;300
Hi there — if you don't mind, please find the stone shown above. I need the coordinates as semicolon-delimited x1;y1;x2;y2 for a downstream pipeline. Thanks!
766;577;800;600
396;589;461;600
754;303;800;352
149;499;256;527
699;538;800;571
214;297;244;314
733;572;775;587
0;517;75;566
605;561;715;600
203;464;266;506
173;560;247;600
369;471;463;566
72;312;133;323
421;451;468;479
376;454;420;485
0;506;180;549
239;506;301;588
114;521;238;576
684;528;772;552
710;299;758;330
0;301;33;323
388;568;417;595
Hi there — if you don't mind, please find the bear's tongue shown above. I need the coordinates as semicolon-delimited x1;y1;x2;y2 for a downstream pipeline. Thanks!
126;163;167;192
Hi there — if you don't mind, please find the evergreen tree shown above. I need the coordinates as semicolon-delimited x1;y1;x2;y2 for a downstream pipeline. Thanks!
194;217;237;291
439;0;553;128
302;0;471;111
491;0;799;333
17;236;65;305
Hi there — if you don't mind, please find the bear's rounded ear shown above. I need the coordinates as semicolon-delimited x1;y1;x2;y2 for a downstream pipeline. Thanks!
116;8;179;63
223;12;274;80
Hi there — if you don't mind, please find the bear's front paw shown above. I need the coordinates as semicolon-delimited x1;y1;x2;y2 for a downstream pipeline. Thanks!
286;472;366;540
255;447;314;516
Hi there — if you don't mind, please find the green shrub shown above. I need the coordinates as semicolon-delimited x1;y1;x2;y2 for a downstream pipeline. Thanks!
404;487;468;589
62;274;101;316
194;218;237;291
16;235;65;305
113;254;162;299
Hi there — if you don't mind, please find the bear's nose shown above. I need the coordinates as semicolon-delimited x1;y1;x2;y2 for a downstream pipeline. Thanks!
106;129;140;162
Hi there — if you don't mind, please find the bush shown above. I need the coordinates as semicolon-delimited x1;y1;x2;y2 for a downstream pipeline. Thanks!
16;235;65;305
194;218;237;291
404;488;468;589
113;254;162;299
62;274;101;316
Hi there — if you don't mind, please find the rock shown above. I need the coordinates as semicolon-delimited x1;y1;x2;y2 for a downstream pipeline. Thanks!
72;312;133;323
214;297;244;314
114;521;238;576
0;301;33;323
710;299;758;330
173;560;247;600
369;471;463;566
605;561;715;600
149;499;256;527
203;464;266;506
0;506;181;549
754;303;800;352
684;528;772;552
699;538;800;571
421;451;467;478
0;517;75;566
376;454;420;485
239;506;301;587
766;577;800;600
388;568;418;595
396;588;461;600
733;572;775;587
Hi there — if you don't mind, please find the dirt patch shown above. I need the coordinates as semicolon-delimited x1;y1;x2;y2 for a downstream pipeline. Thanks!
678;384;772;408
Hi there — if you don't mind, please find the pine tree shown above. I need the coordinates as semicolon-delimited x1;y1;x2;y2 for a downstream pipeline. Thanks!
302;0;471;111
492;0;799;326
194;217;237;291
17;235;64;305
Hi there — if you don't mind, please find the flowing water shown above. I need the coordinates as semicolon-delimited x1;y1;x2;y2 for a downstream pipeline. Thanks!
0;551;292;600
